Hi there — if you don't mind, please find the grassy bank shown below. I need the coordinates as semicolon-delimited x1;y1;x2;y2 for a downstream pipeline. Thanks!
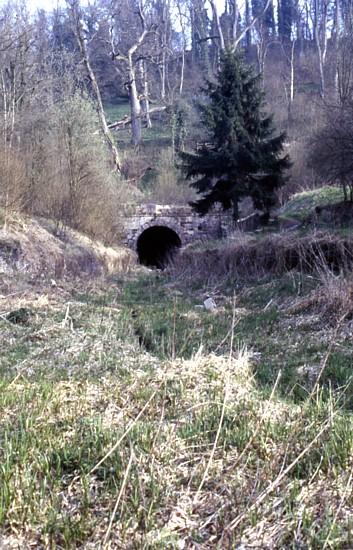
280;186;344;222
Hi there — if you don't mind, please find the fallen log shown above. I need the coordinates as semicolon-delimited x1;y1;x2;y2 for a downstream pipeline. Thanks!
108;106;167;131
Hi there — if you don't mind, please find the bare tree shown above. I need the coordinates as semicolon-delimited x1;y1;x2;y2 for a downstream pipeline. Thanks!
109;0;157;146
207;0;272;53
0;3;34;222
66;0;121;170
310;101;353;200
175;0;188;95
310;0;331;98
139;59;152;127
209;0;225;50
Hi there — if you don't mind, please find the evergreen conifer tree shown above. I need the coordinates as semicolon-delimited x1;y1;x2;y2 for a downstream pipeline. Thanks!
180;50;290;222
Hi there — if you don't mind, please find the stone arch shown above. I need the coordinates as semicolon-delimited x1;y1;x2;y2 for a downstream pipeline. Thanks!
134;218;184;247
135;221;183;268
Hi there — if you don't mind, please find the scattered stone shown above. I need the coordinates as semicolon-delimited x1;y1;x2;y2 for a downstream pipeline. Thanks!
6;307;32;325
296;363;322;384
204;297;217;311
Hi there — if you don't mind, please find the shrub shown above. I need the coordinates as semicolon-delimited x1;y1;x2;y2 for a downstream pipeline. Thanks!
145;147;196;205
0;148;29;221
309;100;353;201
23;92;133;243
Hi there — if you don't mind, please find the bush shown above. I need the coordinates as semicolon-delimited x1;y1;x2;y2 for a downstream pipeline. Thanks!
0;148;29;219
22;92;133;243
309;100;353;201
145;147;196;205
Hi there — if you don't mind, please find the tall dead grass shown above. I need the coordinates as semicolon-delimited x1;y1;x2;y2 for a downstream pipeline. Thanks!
289;265;353;322
170;230;353;284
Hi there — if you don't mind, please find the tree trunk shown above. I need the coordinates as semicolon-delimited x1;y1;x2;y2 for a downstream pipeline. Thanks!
67;0;121;171
209;0;225;51
179;48;185;95
128;55;142;146
313;0;328;99
288;39;296;120
230;0;272;51
334;0;342;99
245;0;252;52
160;49;166;101
139;60;152;128
176;0;186;95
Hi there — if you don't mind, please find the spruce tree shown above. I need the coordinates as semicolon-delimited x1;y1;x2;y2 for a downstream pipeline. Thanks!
180;50;290;222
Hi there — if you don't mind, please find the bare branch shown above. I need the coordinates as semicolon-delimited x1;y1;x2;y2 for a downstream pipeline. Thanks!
233;0;272;50
66;0;121;172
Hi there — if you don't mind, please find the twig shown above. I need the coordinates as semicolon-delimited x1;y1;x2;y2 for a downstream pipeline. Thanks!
0;313;13;325
0;291;26;299
7;372;23;387
322;467;353;549
62;303;71;328
224;417;332;532
89;390;157;475
263;298;274;311
102;446;134;548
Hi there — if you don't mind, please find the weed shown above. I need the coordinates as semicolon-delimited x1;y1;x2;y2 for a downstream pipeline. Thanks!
0;271;353;547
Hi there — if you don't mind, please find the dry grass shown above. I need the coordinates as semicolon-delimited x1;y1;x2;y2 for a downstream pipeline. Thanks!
0;212;135;279
0;272;353;548
1;214;353;548
287;267;353;322
171;230;353;285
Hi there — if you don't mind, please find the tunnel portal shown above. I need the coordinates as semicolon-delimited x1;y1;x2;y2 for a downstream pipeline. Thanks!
137;225;182;268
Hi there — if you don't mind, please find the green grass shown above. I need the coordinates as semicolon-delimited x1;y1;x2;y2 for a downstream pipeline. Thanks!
104;99;131;122
1;271;353;547
280;186;344;221
104;100;172;147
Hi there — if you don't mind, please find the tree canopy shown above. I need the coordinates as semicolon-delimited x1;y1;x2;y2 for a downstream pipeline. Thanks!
180;50;291;222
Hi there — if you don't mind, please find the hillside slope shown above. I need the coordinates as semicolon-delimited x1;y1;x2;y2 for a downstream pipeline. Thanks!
0;213;135;282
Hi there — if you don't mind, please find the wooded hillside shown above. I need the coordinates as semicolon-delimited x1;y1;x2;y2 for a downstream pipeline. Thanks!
0;0;350;237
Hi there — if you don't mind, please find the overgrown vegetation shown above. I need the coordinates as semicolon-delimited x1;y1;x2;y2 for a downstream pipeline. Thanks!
2;0;353;546
280;186;345;221
1;229;353;546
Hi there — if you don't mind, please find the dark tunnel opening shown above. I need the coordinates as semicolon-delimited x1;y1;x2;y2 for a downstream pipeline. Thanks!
137;226;182;268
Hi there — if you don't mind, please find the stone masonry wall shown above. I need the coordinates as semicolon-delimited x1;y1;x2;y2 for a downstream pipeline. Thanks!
124;204;234;249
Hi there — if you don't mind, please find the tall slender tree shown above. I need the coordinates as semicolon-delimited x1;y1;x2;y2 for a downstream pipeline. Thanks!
180;50;290;222
278;0;294;40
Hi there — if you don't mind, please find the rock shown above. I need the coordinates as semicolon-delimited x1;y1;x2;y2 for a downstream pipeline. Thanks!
6;308;32;325
204;297;217;311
